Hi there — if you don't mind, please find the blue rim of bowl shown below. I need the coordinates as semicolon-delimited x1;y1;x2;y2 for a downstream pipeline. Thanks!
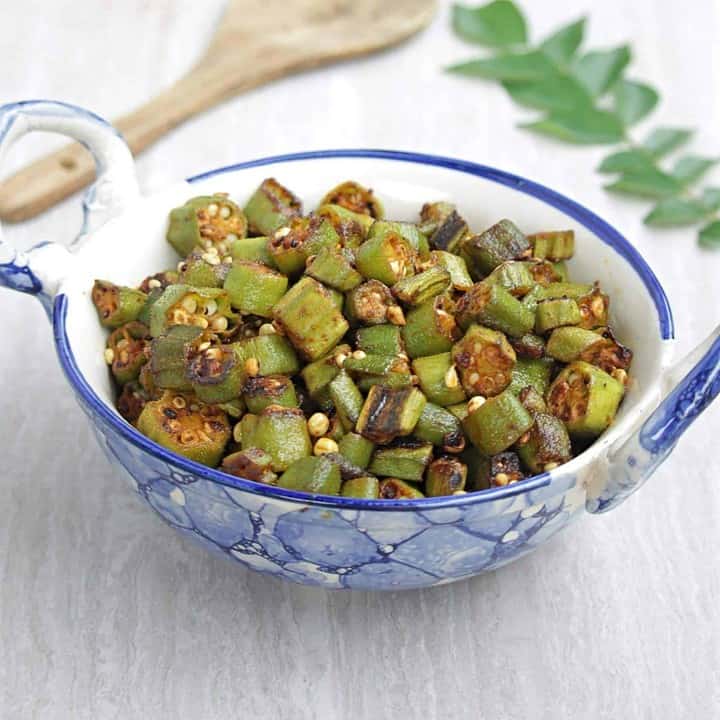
54;149;674;511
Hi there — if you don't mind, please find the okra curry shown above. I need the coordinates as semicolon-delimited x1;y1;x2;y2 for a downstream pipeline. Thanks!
91;179;632;499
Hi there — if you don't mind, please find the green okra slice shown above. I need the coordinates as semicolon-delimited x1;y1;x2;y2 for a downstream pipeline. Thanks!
463;389;534;456
337;432;375;469
461;219;531;275
178;249;230;288
268;215;340;276
528;230;575;261
547;361;624;437
537;282;592;300
517;385;548;415
186;341;245;404
346;280;400;326
235;334;300;377
516;413;571;474
425;456;468;496
272;277;349;360
355;372;413;393
419;202;468;253
106;321;150;385
343;353;409;378
356;385;427;443
277;456;342;495
402;294;460;359
328;371;364;431
546;326;620;365
305;247;363;292
116;381;148;425
428;250;474;290
242;375;298;414
525;259;563;286
535;297;582;334
475;451;526;488
455;281;535;337
378;478;425;499
355;324;404;356
315;203;373;250
92;280;147;329
577;287;609;330
391;265;451;306
413;402;465;454
229;235;276;268
301;344;350;399
244;178;302;236
451;325;516;397
137;390;230;466
486;261;535;297
412;352;467;406
167;194;247;257
510;333;546;359
341;476;380;499
148;284;235;337
368;441;434;481
356;223;416;285
241;406;312;472
319;180;384;219
374;220;430;258
508;357;554;397
221;448;278;485
577;328;633;376
150;325;203;390
223;260;288;317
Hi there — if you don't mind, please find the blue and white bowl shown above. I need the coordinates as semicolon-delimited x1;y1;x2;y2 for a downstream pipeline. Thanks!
2;100;717;591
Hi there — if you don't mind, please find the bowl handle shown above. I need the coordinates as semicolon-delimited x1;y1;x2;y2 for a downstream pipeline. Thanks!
589;325;720;513
0;100;139;316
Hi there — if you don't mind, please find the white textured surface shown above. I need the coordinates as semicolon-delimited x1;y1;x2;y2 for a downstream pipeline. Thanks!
2;1;720;718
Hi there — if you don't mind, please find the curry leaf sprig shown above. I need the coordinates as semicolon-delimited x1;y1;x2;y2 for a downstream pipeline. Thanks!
447;0;720;248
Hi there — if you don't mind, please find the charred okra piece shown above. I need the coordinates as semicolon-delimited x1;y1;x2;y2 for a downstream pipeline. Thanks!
236;334;300;377
455;281;535;337
178;249;230;288
428;250;474;290
510;333;546;359
315;203;373;249
525;260;562;286
139;271;179;294
346;280;400;326
368;441;433;481
221;448;278;485
337;432;375;469
223;260;288;317
150;325;203;390
244;178;302;236
268;215;339;276
486;261;535;297
241;406;312;472
355;324;404;356
272;277;349;360
277;456;342;495
148;285;235;337
547;326;632;376
577;287;609;329
300;344;350;401
508;357;554;397
411;352;467;406
419;202;468;253
547;361;624;437
341;476;380;499
392;265;451;306
402;295;460;358
516;413;571;474
535;297;581;334
319;180;383;219
306;247;363;292
328;371;364;431
242;375;298;413
117;381;148;424
413;402;465;454
482;452;526;488
378;478;425;499
92;280;147;328
461;219;531;275
106;322;150;385
355;371;413;393
229;235;276;267
528;230;575;261
137;391;230;466
463;389;534;455
356;223;416;285
186;340;244;404
356;385;427;443
425;456;467;496
452;325;516;397
167;194;247;257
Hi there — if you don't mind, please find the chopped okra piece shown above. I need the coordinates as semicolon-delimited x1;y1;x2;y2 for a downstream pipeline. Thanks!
150;325;203;390
325;414;347;442
378;478;425;499
577;328;633;375
413;402;465;454
137;391;230;466
221;448;278;485
337;432;375;469
535;297;581;334
355;324;404;356
455;281;535;337
268;215;339;276
419;202;468;253
229;235;276;267
525;260;562;286
375;220;430;258
241;406;312;472
178;249;230;288
242;375;298;413
426;456;467;496
546;325;631;373
577;287;609;329
319;180;383;219
369;440;433;481
278;456;342;495
224;260;288;317
412;352;467;406
516;413;571;473
510;333;546;359
186;340;244;404
547;361;624;437
463;389;534;455
484;451;526;488
244;178;302;236
92;280;147;329
139;271;179;294
517;385;547;415
272;277;349;360
148;284;235;337
167;194;247;257
306;247;363;292
402;295;460;359
392;265;451;306
528;230;575;261
452;325;516;397
486;261;535;297
236;334;300;377
462;219;531;275
341;476;380;499
508;357;554;397
117;381;148;424
301;344;350;399
346;280;399;326
316;203;372;249
355;371;413;393
106;321;150;385
356;385;427;443
428;250;474;290
537;282;592;300
342;353;408;377
328;371;364;431
356;223;416;285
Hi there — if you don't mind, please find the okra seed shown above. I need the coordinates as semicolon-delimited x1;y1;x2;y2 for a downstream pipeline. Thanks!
307;413;330;437
591;296;605;317
172;396;187;409
245;357;260;376
389;260;402;275
275;226;291;239
217;242;228;255
147;278;162;289
198;341;211;351
211;316;228;332
352;350;367;360
494;472;510;486
335;353;347;367
177;261;187;272
233;423;243;443
227;233;238;242
387;306;406;326
612;368;628;385
204;299;218;316
444;365;459;389
194;317;210;329
468;371;480;386
467;395;486;413
207;203;219;217
544;462;559;471
104;348;115;364
203;253;221;266
189;403;200;412
258;323;276;336
181;296;198;314
314;437;339;456
220;206;231;219
410;374;420;385
452;490;467;496
223;256;233;265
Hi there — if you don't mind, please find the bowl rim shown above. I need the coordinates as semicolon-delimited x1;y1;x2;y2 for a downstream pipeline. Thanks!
53;148;675;511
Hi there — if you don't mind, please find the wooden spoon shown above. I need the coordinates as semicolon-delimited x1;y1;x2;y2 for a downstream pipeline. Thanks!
0;0;435;222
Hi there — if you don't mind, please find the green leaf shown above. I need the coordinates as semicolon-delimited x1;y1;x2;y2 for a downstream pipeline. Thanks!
613;79;659;126
452;1;527;47
503;72;592;112
644;198;708;227
447;51;553;81
572;46;632;97
539;18;586;66
700;187;720;212
671;155;718;185
597;149;656;174
698;220;720;248
523;106;625;145
642;127;693;158
605;168;683;198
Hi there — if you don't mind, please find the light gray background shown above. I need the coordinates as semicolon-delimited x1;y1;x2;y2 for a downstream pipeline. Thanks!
2;1;719;718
